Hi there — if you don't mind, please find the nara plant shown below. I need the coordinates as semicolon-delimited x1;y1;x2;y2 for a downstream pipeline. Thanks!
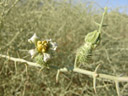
0;7;128;96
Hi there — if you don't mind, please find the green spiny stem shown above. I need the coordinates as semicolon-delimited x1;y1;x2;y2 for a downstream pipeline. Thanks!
0;53;128;96
0;54;128;82
98;7;107;33
0;54;41;67
74;7;107;68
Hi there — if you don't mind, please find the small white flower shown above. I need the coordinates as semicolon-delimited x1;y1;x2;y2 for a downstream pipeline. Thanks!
28;49;37;58
50;42;57;51
28;33;38;44
43;53;50;62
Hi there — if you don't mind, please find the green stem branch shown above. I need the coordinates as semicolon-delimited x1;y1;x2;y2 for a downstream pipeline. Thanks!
98;7;107;33
0;54;128;82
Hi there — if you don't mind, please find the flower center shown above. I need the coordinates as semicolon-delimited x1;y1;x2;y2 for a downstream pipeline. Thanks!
37;40;49;53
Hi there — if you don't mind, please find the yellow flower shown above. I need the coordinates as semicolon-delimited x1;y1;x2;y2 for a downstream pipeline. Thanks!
37;41;42;44
37;40;49;53
37;44;42;53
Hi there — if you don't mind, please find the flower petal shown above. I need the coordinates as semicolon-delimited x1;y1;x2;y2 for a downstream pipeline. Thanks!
46;39;52;42
43;53;50;62
28;33;38;44
50;41;57;51
28;49;37;58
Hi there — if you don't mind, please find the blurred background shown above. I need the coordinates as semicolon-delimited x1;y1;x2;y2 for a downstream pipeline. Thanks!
0;0;128;96
75;0;128;13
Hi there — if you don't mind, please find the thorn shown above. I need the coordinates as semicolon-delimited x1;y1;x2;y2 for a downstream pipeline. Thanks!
56;70;60;83
115;81;121;96
74;55;78;68
94;21;100;26
93;64;101;93
93;77;97;93
38;67;44;73
38;67;44;76
95;64;101;73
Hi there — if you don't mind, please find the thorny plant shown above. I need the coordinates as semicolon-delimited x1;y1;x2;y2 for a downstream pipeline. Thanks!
0;6;128;96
